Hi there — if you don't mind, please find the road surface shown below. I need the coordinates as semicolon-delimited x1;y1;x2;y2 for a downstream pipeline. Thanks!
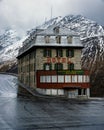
0;74;104;130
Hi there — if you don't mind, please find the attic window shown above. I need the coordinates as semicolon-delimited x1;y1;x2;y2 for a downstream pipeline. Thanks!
67;36;72;44
45;35;50;43
56;36;61;43
53;26;60;34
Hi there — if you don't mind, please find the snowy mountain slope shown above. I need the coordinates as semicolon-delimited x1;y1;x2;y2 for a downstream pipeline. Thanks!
0;36;28;62
0;15;104;72
81;36;104;71
39;15;104;39
38;15;104;71
0;29;20;48
0;29;27;62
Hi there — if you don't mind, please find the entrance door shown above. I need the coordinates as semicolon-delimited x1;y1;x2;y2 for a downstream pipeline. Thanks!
78;88;81;95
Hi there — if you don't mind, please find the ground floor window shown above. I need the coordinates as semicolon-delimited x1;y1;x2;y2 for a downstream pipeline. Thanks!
52;76;57;83
65;75;71;82
40;75;89;83
58;75;64;83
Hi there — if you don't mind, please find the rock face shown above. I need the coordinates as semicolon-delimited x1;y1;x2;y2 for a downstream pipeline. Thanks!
0;29;27;62
81;36;104;72
0;15;104;96
0;15;104;68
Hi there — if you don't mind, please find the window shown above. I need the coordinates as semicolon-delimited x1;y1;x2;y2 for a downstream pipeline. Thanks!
65;75;71;83
68;63;74;70
40;76;45;83
58;75;64;83
66;49;74;57
43;63;52;70
45;35;50;43
52;76;57;83
45;76;51;83
78;75;83;82
67;36;72;43
53;26;60;34
83;76;86;82
56;49;63;57
55;63;63;70
86;76;90;82
72;75;77;83
43;49;51;57
56;36;61;43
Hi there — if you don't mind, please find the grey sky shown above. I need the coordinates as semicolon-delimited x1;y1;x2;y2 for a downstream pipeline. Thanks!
0;0;104;34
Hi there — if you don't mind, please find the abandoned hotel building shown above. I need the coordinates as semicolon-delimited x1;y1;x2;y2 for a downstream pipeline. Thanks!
17;26;90;98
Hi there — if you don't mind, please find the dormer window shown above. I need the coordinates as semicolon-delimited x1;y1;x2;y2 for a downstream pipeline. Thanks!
67;36;72;44
56;36;61;43
53;26;60;34
45;35;50;43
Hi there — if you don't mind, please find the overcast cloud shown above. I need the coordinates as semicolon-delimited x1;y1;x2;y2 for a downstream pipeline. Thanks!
0;0;104;34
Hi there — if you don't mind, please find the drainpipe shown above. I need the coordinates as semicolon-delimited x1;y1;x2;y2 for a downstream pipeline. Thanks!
34;50;37;89
29;54;30;87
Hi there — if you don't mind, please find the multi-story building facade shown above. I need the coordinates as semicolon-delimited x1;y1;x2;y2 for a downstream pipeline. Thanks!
17;26;90;98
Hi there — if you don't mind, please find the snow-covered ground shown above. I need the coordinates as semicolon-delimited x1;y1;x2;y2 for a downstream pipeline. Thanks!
0;74;18;97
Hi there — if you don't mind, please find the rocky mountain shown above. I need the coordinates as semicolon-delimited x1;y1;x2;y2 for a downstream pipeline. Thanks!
39;15;104;96
34;15;104;72
0;14;104;96
40;15;104;39
0;15;104;72
0;29;28;73
0;29;27;63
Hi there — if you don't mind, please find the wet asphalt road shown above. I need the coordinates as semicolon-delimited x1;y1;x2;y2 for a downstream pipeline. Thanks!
0;74;104;130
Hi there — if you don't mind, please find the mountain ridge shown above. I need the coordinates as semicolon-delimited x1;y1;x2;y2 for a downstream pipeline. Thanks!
0;14;104;97
0;14;104;71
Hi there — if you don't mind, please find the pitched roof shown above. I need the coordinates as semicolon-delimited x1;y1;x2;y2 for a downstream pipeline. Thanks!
18;26;83;57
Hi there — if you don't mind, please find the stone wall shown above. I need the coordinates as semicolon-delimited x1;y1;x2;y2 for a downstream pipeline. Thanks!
36;48;81;70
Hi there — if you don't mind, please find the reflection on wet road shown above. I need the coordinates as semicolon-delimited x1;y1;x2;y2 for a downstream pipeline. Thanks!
0;74;104;130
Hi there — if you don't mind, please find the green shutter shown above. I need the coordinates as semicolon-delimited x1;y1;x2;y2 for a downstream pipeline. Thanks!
61;64;63;70
61;49;63;57
71;63;74;70
66;49;68;57
43;49;46;57
49;50;52;57
68;64;71;71
71;49;74;57
69;63;74;70
43;64;46;70
50;64;52;70
54;64;57;70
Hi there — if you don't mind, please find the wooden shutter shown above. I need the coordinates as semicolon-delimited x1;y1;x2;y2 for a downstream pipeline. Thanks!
71;49;74;57
43;49;46;57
